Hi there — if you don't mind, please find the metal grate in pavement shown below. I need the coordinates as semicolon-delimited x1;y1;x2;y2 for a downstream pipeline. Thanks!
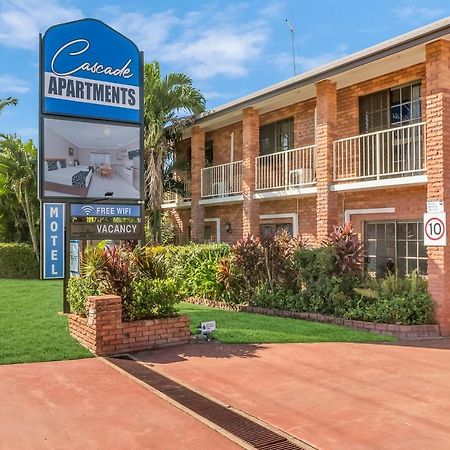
108;355;310;450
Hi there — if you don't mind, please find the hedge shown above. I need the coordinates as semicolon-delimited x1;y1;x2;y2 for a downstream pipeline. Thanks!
0;243;39;279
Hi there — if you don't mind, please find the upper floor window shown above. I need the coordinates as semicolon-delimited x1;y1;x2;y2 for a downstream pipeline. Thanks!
359;82;422;134
259;117;294;155
390;83;422;127
205;140;213;167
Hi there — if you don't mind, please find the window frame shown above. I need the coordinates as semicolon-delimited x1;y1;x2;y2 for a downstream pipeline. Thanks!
358;81;422;134
364;220;427;277
259;117;294;156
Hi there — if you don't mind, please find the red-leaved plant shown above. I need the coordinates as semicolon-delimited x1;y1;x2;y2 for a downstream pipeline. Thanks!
327;223;364;277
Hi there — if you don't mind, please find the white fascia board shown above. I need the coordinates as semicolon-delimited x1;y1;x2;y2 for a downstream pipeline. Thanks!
199;195;244;206
253;186;318;200
331;175;427;192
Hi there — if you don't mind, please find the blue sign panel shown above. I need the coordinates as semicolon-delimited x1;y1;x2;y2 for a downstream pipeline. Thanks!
71;203;141;217
43;203;65;279
42;19;140;123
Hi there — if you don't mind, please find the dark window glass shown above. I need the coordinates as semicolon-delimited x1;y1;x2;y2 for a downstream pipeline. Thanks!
364;221;427;277
205;140;213;167
359;90;389;133
259;118;294;155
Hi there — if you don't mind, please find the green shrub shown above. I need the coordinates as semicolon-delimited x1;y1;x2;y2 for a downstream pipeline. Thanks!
0;243;39;279
164;243;229;299
217;232;306;304
67;276;101;316
347;272;434;324
293;246;358;315
129;277;179;321
251;285;300;311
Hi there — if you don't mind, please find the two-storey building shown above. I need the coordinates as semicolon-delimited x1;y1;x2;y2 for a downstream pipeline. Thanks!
163;18;450;334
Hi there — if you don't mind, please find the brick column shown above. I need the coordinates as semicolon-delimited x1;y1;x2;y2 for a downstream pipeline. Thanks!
242;107;260;236
190;126;205;242
425;39;450;335
315;80;338;242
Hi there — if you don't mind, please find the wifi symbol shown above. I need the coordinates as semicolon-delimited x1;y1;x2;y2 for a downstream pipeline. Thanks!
81;205;94;215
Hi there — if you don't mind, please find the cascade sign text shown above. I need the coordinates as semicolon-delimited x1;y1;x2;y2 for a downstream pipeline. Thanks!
42;19;140;123
43;203;65;279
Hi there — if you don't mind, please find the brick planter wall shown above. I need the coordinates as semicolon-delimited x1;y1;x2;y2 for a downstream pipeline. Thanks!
186;298;440;339
68;295;190;356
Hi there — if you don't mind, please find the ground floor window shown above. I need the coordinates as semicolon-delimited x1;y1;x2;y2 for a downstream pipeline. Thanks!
260;222;293;238
364;221;427;277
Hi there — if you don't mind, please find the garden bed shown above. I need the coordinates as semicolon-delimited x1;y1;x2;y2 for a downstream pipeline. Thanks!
186;298;440;339
68;295;190;356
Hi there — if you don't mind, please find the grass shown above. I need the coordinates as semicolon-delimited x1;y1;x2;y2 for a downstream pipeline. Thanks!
177;302;396;344
0;279;92;365
0;279;394;365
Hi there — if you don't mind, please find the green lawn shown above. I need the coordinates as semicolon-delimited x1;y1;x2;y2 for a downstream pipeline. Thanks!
0;279;394;365
0;279;92;365
177;302;396;344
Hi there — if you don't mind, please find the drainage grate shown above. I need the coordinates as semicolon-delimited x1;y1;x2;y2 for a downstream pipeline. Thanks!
108;356;309;450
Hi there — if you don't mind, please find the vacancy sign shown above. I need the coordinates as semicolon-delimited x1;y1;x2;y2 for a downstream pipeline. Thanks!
424;212;447;246
43;203;65;279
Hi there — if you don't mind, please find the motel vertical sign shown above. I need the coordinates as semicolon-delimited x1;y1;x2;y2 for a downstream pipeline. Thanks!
43;203;65;279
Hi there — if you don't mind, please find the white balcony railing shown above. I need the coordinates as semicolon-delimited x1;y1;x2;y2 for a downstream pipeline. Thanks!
163;173;191;204
201;161;243;198
255;145;316;191
333;122;426;182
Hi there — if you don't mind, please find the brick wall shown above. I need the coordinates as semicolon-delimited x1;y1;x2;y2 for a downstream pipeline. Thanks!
68;295;190;356
205;121;243;165
205;204;243;244
425;39;450;335
190;126;205;242
336;63;426;139
242;107;260;235
316;80;338;241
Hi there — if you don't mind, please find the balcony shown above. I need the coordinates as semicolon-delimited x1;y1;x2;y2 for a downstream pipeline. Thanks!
201;161;243;200
162;172;191;207
255;145;317;198
333;122;426;190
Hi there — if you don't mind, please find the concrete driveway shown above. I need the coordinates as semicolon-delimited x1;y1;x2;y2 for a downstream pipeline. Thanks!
134;340;450;450
0;358;239;450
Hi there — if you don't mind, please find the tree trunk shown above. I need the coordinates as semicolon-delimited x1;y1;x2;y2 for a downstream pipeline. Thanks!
23;189;39;260
145;147;165;244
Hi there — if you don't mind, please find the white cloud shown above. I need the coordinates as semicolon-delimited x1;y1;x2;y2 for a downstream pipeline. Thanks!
392;6;444;23
0;74;30;93
108;3;276;80
0;0;83;50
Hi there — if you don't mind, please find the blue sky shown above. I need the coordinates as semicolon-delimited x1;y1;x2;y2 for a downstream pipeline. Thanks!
1;0;449;143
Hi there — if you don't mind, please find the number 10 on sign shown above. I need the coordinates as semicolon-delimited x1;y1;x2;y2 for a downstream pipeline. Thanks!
424;212;447;246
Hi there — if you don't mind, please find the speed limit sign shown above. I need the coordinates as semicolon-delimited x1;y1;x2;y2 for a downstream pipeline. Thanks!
424;212;447;246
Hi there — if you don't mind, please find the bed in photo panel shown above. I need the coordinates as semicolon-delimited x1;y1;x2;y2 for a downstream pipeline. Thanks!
43;118;141;199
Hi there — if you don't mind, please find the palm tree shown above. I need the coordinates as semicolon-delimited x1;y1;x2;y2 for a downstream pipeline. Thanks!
0;97;18;114
0;135;39;258
143;61;205;243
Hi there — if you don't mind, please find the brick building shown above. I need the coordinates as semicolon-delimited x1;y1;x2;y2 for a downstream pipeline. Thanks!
163;18;450;334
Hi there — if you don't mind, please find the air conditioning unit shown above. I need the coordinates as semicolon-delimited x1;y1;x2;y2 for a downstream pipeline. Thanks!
289;168;314;187
212;182;225;196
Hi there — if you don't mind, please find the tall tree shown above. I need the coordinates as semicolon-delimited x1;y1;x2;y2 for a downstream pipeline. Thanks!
0;135;39;258
143;61;205;243
0;97;18;114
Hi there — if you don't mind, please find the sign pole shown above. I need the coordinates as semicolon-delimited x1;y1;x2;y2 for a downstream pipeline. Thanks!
63;203;70;313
